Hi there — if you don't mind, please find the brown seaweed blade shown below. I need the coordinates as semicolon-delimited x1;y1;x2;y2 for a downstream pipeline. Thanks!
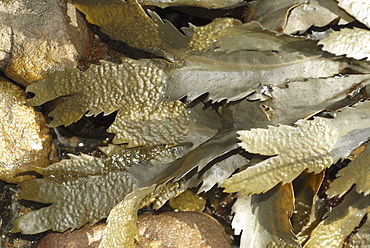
247;0;305;32
232;184;300;247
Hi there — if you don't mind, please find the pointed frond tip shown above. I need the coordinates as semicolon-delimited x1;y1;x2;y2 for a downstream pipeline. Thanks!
337;0;370;28
318;28;370;61
327;143;370;198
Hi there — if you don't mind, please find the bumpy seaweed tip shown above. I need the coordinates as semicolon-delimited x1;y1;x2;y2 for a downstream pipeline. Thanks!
318;27;370;61
327;142;370;198
223;118;338;194
187;18;236;53
11;171;136;234
24;58;188;147
108;100;190;147
346;217;370;247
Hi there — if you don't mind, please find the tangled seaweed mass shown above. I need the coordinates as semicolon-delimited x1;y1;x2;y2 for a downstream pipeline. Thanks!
3;0;370;247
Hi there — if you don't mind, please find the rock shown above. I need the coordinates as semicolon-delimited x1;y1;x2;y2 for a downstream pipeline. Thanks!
0;0;91;86
35;222;107;248
34;211;231;247
0;77;51;183
0;24;11;69
136;211;232;248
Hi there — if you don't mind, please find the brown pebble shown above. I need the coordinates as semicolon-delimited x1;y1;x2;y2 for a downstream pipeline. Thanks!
35;223;107;248
35;212;231;248
136;211;231;248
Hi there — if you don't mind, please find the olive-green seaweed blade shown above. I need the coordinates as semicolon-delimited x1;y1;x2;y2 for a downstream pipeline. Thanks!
74;0;182;60
26;59;166;126
223;118;338;194
99;185;156;248
107;100;189;147
20;144;184;181
346;211;370;247
304;190;370;248
223;101;370;195
165;20;352;103
139;0;245;9
99;178;195;248
247;0;305;32
26;58;191;147
11;143;190;235
11;171;136;234
326;143;370;197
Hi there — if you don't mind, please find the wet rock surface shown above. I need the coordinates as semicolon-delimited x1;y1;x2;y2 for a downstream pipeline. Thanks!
0;0;91;86
0;77;51;183
136;211;232;248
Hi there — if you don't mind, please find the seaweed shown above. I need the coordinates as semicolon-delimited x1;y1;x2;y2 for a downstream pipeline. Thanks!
7;0;370;247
